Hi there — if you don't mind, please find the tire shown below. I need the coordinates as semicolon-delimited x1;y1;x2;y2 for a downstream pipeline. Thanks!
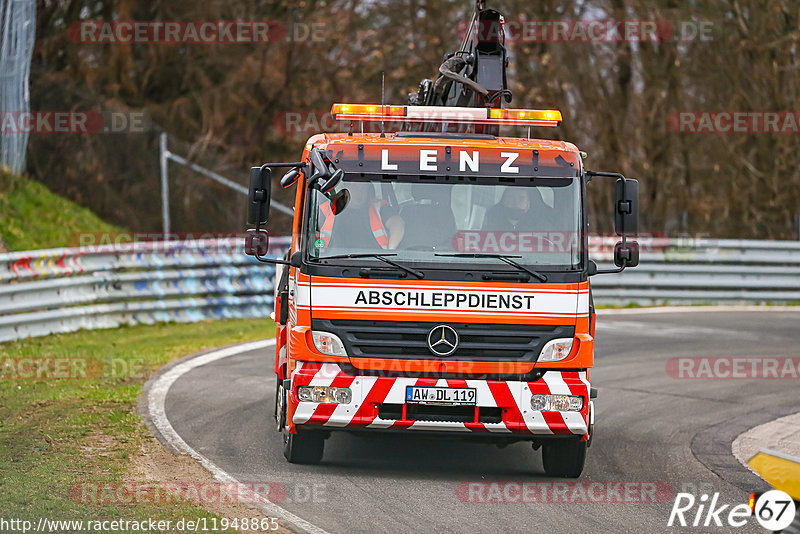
274;381;286;432
542;439;587;478
283;430;325;464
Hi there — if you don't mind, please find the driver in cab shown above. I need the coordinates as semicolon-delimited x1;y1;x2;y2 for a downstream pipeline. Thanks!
317;182;405;250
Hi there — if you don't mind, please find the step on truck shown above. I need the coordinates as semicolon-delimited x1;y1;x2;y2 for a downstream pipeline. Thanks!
244;2;640;478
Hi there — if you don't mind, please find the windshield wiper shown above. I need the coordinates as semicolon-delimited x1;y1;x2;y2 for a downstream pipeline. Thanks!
434;253;547;282
312;253;425;279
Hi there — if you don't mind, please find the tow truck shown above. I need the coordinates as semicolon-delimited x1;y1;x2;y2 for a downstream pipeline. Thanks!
244;2;640;477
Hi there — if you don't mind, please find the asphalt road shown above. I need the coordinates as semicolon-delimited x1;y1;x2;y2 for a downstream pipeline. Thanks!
162;310;800;533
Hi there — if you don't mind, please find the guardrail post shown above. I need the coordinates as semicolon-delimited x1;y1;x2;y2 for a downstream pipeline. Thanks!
159;132;171;235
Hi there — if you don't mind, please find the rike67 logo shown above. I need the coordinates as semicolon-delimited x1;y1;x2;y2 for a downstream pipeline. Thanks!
668;490;796;530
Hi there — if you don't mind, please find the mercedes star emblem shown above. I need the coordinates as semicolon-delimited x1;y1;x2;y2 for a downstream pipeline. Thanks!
427;325;459;357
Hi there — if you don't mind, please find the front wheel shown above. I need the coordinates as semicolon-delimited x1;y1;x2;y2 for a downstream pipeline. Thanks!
283;430;325;464
541;439;587;478
274;380;286;432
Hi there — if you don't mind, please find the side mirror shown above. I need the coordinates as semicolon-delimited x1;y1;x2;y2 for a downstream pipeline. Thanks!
281;168;299;188
614;240;640;267
290;251;303;267
248;166;271;226
614;178;639;236
244;229;269;256
320;168;344;194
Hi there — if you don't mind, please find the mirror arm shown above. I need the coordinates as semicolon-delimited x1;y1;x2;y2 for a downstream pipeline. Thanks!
585;170;625;180
308;148;329;182
256;161;306;193
252;222;294;266
589;235;630;275
588;259;625;276
250;205;298;266
253;253;294;266
585;170;630;225
260;161;306;169
594;265;625;275
585;170;631;208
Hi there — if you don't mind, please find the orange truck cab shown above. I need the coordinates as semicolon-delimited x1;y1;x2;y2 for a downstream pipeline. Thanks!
245;104;640;478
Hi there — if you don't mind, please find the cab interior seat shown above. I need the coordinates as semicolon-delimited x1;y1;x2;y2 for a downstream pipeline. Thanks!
398;184;457;250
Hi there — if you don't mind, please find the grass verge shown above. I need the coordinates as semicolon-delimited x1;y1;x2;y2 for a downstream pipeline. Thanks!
0;318;275;532
0;169;123;251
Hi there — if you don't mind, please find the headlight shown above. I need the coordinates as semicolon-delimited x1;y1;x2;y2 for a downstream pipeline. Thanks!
311;331;347;356
538;338;574;363
530;394;548;411
297;386;352;404
530;394;583;412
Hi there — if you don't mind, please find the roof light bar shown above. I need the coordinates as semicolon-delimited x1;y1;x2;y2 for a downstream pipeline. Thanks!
330;103;561;127
332;103;406;118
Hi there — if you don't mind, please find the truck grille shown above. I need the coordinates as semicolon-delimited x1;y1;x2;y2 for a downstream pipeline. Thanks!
311;319;574;362
378;403;503;424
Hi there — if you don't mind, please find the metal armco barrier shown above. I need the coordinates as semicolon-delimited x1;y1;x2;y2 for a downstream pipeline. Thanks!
0;237;289;343
0;236;798;343
589;237;800;305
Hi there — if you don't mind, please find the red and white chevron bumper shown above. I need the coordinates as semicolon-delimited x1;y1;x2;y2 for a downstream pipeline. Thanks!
290;362;590;436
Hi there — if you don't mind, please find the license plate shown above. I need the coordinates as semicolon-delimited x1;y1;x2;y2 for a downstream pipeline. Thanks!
405;386;476;405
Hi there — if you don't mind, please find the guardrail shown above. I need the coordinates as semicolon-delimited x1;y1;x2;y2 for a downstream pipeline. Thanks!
589;237;800;305
0;236;797;343
0;237;289;343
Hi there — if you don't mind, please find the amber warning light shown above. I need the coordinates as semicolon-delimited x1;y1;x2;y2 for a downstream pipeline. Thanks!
330;103;562;127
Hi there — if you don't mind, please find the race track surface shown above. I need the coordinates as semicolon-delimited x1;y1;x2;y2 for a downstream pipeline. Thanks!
161;310;800;533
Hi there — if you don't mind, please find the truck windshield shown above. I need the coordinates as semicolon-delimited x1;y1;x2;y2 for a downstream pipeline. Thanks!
306;175;581;269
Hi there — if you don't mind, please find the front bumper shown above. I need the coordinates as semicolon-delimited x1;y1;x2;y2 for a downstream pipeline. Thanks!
289;362;590;437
